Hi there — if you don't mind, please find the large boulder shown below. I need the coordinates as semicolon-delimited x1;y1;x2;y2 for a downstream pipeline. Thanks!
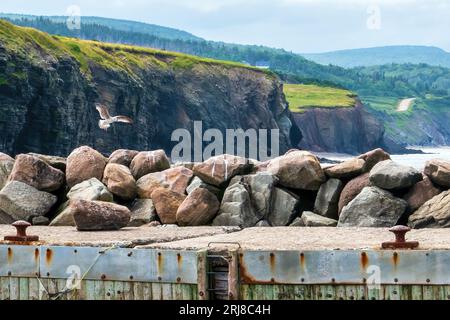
0;154;14;191
369;160;422;190
102;164;137;200
0;153;13;162
301;211;338;227
186;176;221;196
128;199;157;227
338;173;370;214
176;188;220;226
212;183;259;228
137;167;193;198
424;159;450;188
289;217;305;227
408;190;450;228
67;178;113;202
314;178;344;220
358;148;391;172
338;186;407;227
151;187;186;224
28;153;67;171
160;167;193;194
268;187;300;226
0;181;57;222
66;146;107;188
108;149;139;167
49;202;76;226
8;154;64;192
193;154;252;187
130;150;170;180
324;158;365;179
403;176;442;212
267;150;325;190
242;172;278;219
72;200;131;231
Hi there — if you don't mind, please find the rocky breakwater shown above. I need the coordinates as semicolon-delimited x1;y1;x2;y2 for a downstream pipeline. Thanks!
0;146;449;231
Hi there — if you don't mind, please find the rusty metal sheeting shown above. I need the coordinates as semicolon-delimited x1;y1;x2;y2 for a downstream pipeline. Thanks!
239;250;450;285
0;245;199;284
0;245;40;277
39;246;198;284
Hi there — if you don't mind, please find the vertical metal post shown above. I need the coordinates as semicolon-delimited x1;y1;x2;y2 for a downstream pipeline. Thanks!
197;249;209;300
228;249;239;300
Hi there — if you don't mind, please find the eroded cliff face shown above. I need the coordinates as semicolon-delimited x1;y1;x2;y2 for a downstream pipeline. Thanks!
0;21;298;158
292;101;397;155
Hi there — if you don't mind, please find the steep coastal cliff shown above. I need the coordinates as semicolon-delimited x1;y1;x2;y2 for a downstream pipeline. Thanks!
0;20;298;157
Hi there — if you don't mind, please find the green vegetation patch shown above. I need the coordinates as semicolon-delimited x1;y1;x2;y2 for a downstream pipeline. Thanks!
284;84;356;113
0;76;8;85
0;19;273;80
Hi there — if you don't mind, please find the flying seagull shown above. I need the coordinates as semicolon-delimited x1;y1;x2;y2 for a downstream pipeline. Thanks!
95;103;133;131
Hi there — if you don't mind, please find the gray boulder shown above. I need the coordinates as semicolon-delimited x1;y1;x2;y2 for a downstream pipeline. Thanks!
314;178;343;220
338;173;370;214
67;178;113;202
408;190;450;228
32;216;50;226
255;220;271;227
0;155;14;191
212;183;258;228
289;217;305;227
301;211;338;227
243;172;278;219
50;202;76;226
129;199;157;227
268;187;300;226
338;186;407;227
369;160;422;190
0;181;57;222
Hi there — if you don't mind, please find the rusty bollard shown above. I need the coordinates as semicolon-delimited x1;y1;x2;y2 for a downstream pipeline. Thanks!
4;221;39;242
381;225;418;249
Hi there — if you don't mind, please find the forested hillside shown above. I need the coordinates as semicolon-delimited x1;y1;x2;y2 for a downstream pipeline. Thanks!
3;15;449;100
303;46;450;68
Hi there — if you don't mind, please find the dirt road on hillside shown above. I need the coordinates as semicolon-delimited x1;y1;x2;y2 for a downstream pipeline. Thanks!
397;98;416;112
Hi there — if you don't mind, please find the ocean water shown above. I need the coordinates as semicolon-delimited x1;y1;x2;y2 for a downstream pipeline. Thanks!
314;147;450;171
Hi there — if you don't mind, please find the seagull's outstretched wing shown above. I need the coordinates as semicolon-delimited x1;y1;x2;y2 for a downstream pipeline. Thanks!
95;103;111;120
113;116;134;124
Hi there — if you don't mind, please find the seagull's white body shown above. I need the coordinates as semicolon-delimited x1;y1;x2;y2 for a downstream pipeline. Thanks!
95;104;133;131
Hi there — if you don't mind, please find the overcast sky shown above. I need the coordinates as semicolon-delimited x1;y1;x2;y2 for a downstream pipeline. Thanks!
1;0;449;53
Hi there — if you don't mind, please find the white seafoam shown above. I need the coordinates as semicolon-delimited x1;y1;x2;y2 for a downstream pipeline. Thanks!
315;147;450;171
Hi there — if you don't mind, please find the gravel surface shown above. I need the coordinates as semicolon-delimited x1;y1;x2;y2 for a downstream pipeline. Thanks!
140;227;450;251
1;225;449;250
0;225;239;248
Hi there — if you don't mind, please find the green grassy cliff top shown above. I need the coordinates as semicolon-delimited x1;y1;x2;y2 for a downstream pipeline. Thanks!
0;19;272;77
284;83;356;113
